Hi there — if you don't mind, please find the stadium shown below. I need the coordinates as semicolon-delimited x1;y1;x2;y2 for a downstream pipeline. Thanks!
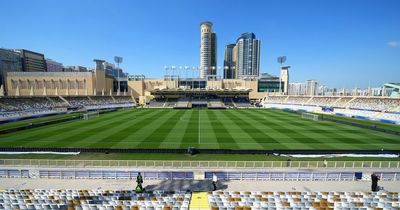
1;2;400;210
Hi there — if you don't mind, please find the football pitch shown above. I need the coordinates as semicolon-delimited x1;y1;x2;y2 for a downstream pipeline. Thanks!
0;108;399;150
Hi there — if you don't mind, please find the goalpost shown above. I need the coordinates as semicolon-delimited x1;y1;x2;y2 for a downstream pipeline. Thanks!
83;111;100;120
301;112;319;121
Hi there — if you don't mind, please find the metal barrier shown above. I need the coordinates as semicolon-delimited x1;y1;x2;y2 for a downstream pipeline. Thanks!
0;159;400;169
38;170;193;180
204;171;400;181
0;169;29;178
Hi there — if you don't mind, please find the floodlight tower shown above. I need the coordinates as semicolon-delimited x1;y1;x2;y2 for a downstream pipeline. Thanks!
277;56;286;94
184;66;189;88
164;65;169;80
171;66;176;81
192;66;196;89
114;56;123;95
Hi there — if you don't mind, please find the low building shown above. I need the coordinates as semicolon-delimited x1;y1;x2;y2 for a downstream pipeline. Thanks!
46;59;63;72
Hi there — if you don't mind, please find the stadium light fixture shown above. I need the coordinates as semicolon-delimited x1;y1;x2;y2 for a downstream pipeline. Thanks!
184;66;189;88
164;65;169;79
198;66;201;89
114;56;123;95
171;66;176;80
191;66;196;89
277;56;286;95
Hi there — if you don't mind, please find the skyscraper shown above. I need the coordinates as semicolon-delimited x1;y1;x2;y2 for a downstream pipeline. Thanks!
223;44;236;79
306;80;318;96
235;32;260;79
200;21;217;78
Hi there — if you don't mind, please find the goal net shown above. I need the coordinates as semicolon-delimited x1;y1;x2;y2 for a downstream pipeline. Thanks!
301;112;319;121
83;111;100;120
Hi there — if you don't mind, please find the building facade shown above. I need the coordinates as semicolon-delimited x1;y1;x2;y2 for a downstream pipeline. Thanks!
16;49;47;72
0;48;23;89
289;83;306;96
46;59;63;72
306;79;318;96
235;33;260;79
200;21;217;78
223;44;236;79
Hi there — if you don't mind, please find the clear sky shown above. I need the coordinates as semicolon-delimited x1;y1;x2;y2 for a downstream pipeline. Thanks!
1;0;399;88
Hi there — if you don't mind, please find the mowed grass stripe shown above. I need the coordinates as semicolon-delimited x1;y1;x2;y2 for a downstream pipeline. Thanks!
91;109;171;148
206;110;240;149
0;110;135;147
64;109;157;148
226;110;286;149
215;110;265;149
250;110;392;149
22;109;153;147
159;110;193;148
136;110;187;148
239;110;317;149
180;109;199;148
198;109;219;149
0;110;134;141
250;110;363;148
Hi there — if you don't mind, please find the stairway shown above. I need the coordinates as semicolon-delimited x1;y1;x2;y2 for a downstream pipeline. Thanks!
190;192;210;210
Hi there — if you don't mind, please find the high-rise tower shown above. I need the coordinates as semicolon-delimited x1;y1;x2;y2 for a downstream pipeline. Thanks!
235;32;260;79
223;44;236;79
200;21;217;78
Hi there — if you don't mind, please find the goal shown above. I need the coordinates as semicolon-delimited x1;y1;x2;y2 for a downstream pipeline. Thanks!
301;112;319;121
83;111;100;120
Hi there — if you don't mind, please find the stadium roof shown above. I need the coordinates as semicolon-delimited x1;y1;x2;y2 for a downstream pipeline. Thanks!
384;83;400;89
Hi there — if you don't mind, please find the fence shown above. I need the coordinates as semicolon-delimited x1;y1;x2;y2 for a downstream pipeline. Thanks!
205;171;400;181
2;169;399;181
0;159;399;169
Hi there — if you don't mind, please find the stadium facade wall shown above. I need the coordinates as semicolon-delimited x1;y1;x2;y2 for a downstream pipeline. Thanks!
4;71;285;100
5;71;114;97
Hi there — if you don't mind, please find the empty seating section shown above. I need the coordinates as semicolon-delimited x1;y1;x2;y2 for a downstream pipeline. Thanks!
165;99;177;108
308;97;338;107
148;99;166;108
0;189;190;210
0;97;60;111
1;190;400;210
175;99;190;108
113;96;134;104
209;99;226;109
349;98;399;111
0;97;68;120
332;97;353;108
263;96;400;123
208;191;400;210
223;98;234;108
284;97;310;106
0;96;135;120
263;96;287;104
64;97;94;107
233;98;253;108
265;96;400;111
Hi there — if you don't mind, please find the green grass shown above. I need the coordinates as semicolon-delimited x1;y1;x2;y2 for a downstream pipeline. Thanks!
318;113;400;132
0;108;399;150
0;153;398;161
0;113;80;130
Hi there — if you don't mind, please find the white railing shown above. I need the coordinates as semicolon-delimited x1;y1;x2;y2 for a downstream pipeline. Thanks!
0;159;399;169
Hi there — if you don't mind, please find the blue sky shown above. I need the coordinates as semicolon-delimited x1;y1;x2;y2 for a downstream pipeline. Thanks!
1;0;399;88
